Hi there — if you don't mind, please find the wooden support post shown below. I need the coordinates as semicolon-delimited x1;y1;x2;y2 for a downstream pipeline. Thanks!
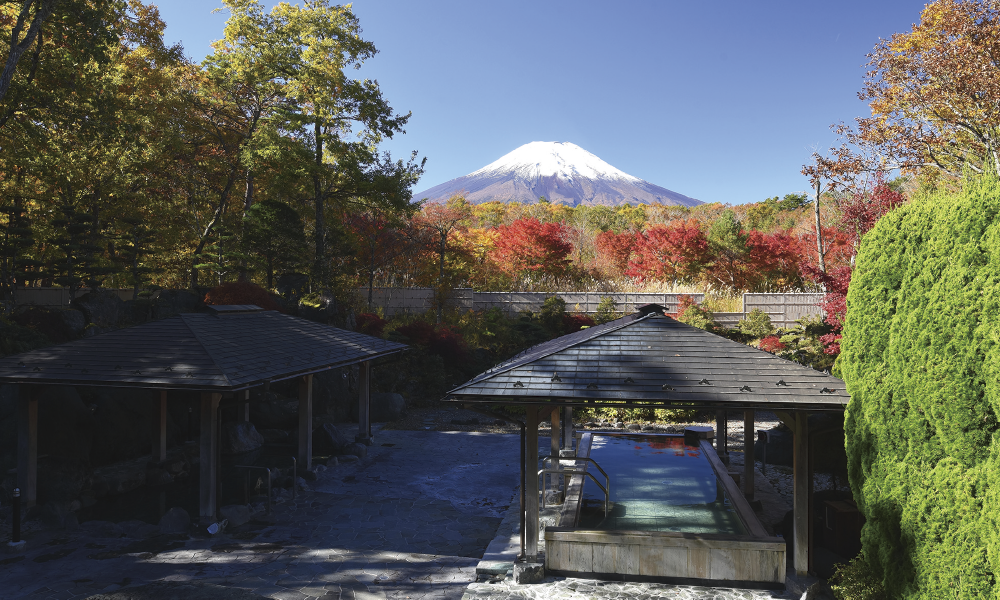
357;361;372;445
549;408;560;494
525;406;540;559
239;389;250;423
151;390;167;462
298;374;313;471
16;387;38;509
199;392;222;521
562;407;573;452
744;409;754;499
716;410;728;458
793;410;810;576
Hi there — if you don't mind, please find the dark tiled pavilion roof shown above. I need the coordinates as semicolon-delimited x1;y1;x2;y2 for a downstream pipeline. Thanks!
446;311;849;411
0;308;406;391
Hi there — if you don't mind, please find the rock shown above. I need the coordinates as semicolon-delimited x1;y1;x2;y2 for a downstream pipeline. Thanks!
299;470;317;481
37;455;90;504
754;429;792;466
119;519;158;539
165;460;185;474
370;392;405;422
99;468;146;496
513;561;545;584
73;290;126;330
146;468;173;486
250;394;298;430
80;520;122;538
153;289;204;320
325;457;338;467
313;423;350;454
158;507;191;534
58;309;86;336
626;423;642;430
260;429;289;444
222;422;264;454
219;504;252;528
343;442;367;459
39;501;72;529
338;454;358;464
63;512;79;530
614;422;624;429
802;581;837;600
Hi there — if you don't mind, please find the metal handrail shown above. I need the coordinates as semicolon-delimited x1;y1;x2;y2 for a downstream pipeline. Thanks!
234;465;272;515
537;454;610;518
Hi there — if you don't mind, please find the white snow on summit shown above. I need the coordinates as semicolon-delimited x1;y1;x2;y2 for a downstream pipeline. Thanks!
414;141;701;208
470;141;641;184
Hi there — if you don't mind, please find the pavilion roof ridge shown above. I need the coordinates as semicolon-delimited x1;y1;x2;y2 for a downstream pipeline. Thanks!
453;312;652;392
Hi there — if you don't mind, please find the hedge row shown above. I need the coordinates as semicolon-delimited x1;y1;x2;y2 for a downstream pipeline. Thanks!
840;177;1000;598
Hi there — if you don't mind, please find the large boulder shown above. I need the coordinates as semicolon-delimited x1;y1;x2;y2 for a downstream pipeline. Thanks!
158;506;191;534
250;393;298;430
370;392;405;422
58;308;86;337
219;504;252;527
37;456;90;504
73;289;126;331
312;423;350;454
222;422;264;454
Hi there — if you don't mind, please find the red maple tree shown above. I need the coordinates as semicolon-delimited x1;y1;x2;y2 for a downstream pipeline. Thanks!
491;218;573;277
594;230;639;275
625;220;709;284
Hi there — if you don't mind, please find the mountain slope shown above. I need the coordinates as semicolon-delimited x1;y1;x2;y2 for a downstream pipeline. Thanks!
415;141;701;207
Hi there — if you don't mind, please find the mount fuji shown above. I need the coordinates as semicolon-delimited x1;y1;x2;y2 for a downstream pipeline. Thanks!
414;141;701;207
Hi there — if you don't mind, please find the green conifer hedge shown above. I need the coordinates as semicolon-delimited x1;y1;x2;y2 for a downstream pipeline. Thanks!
839;177;1000;598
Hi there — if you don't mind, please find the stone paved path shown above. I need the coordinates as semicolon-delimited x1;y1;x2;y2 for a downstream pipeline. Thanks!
0;429;520;600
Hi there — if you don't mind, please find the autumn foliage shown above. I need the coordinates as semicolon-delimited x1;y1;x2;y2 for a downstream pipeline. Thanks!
492;218;573;277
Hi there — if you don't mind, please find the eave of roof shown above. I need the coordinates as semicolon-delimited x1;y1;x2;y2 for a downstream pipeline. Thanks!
0;310;406;391
446;313;849;411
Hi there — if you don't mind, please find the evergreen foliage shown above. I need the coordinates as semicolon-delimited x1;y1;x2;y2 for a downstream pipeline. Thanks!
839;176;1000;598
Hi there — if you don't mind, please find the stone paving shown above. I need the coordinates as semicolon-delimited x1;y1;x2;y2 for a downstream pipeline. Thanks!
1;428;520;600
1;421;811;600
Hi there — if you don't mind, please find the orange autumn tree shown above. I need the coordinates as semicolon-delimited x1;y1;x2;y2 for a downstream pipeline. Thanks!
491;217;572;280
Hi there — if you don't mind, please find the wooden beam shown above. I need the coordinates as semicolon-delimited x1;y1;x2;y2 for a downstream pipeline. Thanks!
298;374;313;470
716;410;728;458
199;392;222;521
151;391;167;462
357;361;371;444
793;410;810;576
16;386;38;508
744;409;754;500
525;406;540;559
239;389;250;423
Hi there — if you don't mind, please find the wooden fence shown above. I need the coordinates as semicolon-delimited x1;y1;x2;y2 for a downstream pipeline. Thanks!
357;288;824;328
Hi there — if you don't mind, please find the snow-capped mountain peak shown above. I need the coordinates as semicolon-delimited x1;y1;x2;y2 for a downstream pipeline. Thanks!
470;141;641;184
414;141;701;208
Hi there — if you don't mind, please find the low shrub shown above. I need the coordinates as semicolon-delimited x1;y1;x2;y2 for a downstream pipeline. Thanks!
204;281;283;311
356;312;387;338
738;308;775;338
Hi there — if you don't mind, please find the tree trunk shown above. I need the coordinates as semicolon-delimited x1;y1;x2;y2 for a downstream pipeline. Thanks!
814;179;826;281
191;169;237;290
437;232;446;324
312;120;326;289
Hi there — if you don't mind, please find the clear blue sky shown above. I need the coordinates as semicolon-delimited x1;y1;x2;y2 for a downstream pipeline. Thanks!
157;0;929;205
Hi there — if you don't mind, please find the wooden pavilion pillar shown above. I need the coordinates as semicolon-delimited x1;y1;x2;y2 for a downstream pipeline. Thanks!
562;407;573;452
549;408;560;493
357;361;372;445
199;392;222;521
524;406;540;559
716;410;728;460
238;389;250;423
298;374;313;470
151;390;167;463
743;409;755;500
793;410;810;576
16;386;38;508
